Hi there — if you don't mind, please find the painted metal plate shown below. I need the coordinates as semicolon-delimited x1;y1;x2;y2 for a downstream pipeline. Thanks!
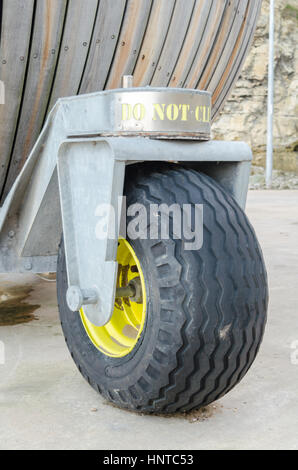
113;89;211;138
64;88;211;140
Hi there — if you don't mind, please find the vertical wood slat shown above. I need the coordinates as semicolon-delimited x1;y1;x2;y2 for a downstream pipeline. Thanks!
150;0;196;86
106;0;153;90
2;0;67;201
184;0;227;89
79;0;127;94
212;0;262;118
0;0;35;193
133;0;176;87
197;0;242;91
168;0;213;88
205;0;249;94
0;0;262;199
47;0;99;111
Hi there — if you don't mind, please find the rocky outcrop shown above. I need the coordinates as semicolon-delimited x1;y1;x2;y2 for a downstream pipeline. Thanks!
212;0;298;173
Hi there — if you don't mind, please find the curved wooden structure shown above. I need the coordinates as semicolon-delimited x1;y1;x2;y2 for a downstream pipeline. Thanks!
0;0;262;200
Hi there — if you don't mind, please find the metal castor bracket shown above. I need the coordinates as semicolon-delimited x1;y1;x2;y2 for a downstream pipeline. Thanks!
0;79;252;327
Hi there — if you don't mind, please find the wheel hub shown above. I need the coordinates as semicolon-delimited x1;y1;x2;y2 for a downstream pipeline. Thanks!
80;239;146;358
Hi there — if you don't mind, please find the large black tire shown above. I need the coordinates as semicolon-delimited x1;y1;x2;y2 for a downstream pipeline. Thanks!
57;165;268;414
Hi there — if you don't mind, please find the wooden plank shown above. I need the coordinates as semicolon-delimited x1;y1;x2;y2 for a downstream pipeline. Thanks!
0;0;35;196
0;0;263;196
168;0;213;88
151;0;196;87
197;0;241;90
2;0;67;200
214;0;262;116
106;0;153;90
212;0;261;118
133;0;176;86
47;0;98;111
184;0;227;89
79;0;126;94
205;0;249;94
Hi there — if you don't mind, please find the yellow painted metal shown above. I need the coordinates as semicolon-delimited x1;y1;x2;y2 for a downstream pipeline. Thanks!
80;239;146;358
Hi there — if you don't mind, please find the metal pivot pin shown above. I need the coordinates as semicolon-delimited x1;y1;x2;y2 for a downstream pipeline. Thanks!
122;75;134;88
66;286;98;312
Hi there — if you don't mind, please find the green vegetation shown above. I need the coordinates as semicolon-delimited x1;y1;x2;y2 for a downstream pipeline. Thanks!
283;4;298;20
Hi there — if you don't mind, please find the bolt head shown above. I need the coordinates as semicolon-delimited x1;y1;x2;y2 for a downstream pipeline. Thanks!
24;261;32;271
66;286;83;312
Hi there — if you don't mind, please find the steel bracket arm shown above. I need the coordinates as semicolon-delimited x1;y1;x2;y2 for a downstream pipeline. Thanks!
57;140;126;327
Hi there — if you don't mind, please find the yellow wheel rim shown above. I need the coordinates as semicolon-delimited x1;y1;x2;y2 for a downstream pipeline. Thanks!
80;239;146;358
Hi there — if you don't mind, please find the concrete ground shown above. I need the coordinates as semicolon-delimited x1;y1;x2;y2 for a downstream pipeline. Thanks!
0;190;297;450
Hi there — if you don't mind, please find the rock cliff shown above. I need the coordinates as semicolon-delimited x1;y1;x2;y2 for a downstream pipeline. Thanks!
213;0;298;173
